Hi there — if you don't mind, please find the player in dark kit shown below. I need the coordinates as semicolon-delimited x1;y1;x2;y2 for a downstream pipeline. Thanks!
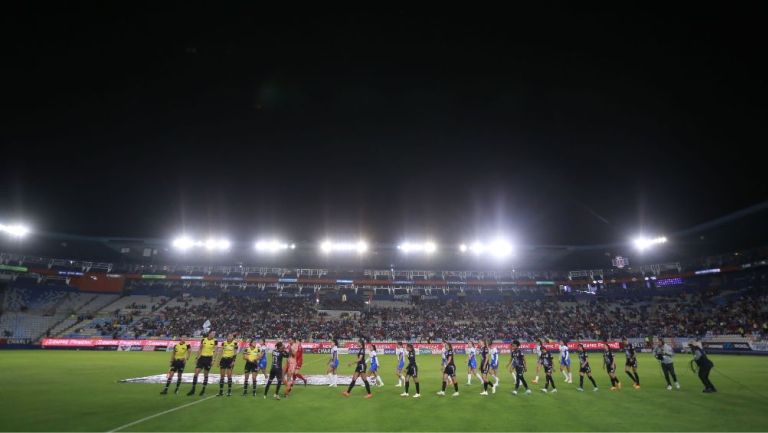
216;334;238;397
577;343;599;392
507;340;531;395
603;342;621;390
479;339;496;395
399;343;421;398
342;338;373;399
622;337;640;389
539;346;557;393
187;331;217;396
161;335;191;394
437;342;459;397
263;341;289;400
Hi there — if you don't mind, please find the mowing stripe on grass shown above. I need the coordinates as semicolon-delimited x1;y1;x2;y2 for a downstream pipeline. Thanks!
106;395;216;432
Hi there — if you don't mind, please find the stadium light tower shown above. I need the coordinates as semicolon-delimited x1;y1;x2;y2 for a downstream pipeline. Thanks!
0;223;30;238
633;235;667;252
255;240;295;253
172;236;194;251
460;238;514;259
172;235;230;252
397;241;437;255
320;239;368;254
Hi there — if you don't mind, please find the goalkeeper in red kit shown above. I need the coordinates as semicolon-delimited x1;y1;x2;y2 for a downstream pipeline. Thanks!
292;337;308;386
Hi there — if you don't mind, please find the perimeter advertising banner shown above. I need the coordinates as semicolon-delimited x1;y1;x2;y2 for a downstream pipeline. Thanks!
40;339;620;353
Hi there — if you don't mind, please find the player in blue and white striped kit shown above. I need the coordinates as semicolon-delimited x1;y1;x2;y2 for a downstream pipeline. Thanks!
395;342;406;387
532;339;544;384
559;340;573;383
367;345;384;387
489;342;500;387
326;340;339;387
466;341;483;385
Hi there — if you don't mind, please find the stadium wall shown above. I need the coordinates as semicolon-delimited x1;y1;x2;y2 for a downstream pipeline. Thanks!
33;338;768;354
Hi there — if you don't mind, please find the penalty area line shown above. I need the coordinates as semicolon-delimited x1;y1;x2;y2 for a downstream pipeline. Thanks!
106;395;216;432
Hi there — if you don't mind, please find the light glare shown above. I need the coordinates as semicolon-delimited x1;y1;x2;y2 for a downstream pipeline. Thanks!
398;241;437;254
460;238;514;259
0;223;30;238
320;240;368;254
255;240;293;252
172;236;230;252
634;236;667;251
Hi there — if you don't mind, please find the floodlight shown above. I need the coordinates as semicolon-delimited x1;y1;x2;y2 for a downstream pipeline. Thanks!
255;240;293;252
0;223;30;238
320;239;368;254
633;236;667;252
398;241;437;254
172;236;194;251
460;238;514;259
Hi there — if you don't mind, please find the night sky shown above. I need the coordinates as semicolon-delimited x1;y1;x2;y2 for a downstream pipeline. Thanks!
2;4;767;259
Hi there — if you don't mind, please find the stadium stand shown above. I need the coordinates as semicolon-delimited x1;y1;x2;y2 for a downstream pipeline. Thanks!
0;250;766;344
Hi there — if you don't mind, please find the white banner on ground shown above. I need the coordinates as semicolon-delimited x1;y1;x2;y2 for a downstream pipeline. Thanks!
120;373;366;386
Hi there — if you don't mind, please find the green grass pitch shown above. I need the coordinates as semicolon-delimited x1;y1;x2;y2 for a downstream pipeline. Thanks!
0;350;766;431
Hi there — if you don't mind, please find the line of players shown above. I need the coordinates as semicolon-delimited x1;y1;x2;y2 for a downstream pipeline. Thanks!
160;331;309;399
160;333;684;399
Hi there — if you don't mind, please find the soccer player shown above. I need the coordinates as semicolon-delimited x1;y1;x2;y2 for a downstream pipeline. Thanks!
603;342;621;390
400;343;421;398
327;339;340;387
437;342;459;396
559;339;572;383
342;338;373;398
187;330;217;396
539;346;557;393
292;337;308;386
576;343;598;392
466;341;482;385
256;338;268;384
479;339;496;395
283;341;297;398
489;341;500;387
263;341;289;400
532;338;544;384
622;337;640;389
368;344;384;387
690;341;716;393
654;337;680;390
160;335;191;395
395;341;406;386
242;339;260;396
440;344;447;369
216;333;238;397
507;340;531;395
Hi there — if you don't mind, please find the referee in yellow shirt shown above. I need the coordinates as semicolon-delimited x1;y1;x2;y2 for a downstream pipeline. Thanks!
187;331;217;396
217;334;239;397
160;335;191;395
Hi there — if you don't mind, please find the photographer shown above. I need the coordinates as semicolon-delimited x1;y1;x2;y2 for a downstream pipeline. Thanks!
689;341;716;393
653;338;680;390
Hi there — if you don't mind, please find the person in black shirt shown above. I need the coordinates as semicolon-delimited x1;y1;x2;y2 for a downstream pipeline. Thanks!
539;346;557;393
479;339;496;395
690;341;716;393
400;343;421;398
577;344;598;392
263;342;289;400
507;340;531;395
602;342;621;390
437;342;459;396
622;337;640;389
342;338;373;398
